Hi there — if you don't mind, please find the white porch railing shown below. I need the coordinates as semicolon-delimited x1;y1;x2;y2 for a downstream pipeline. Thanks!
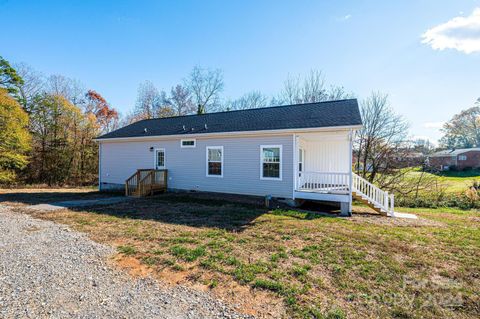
296;171;396;217
297;172;350;194
352;172;395;217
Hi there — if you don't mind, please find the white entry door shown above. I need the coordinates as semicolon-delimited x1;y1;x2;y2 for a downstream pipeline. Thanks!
155;149;165;169
298;148;304;175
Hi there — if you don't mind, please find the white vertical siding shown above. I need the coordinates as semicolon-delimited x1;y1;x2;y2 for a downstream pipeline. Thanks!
299;131;350;173
100;134;294;198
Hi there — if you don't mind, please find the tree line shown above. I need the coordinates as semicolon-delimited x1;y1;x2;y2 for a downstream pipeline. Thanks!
0;54;477;188
126;68;352;122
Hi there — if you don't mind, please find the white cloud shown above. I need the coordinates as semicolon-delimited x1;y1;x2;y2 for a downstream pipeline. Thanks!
422;8;480;54
337;14;352;22
423;121;445;129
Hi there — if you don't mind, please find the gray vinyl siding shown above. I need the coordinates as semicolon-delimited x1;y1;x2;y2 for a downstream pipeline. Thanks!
100;135;294;198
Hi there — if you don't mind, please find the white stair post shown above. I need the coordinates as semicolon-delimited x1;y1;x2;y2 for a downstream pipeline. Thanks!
384;191;389;215
390;193;395;217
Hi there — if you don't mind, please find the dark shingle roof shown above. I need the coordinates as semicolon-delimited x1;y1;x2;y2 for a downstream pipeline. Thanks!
97;99;362;140
430;148;480;157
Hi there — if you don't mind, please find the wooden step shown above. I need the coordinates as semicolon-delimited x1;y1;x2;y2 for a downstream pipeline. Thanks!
352;192;388;216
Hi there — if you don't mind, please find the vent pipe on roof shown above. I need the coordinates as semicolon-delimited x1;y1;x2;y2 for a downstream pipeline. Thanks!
144;128;148;133
182;125;186;131
204;124;208;130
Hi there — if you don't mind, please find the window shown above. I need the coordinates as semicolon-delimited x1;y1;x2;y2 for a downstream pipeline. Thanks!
206;146;223;177
261;145;282;180
155;149;165;169
181;139;196;148
459;155;467;161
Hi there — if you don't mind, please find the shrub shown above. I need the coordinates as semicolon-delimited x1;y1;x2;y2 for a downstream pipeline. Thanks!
395;191;479;210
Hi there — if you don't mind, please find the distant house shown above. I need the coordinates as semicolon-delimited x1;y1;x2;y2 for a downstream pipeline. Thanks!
95;99;397;216
392;150;425;168
428;148;480;171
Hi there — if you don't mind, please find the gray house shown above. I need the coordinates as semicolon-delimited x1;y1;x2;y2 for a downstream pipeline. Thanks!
96;99;396;216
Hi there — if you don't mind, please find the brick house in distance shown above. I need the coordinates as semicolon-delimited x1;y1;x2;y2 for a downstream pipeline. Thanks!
428;148;480;171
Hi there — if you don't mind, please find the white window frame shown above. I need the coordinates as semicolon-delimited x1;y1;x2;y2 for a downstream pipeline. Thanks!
260;145;282;181
154;148;166;169
181;139;196;148
206;146;223;178
458;155;467;161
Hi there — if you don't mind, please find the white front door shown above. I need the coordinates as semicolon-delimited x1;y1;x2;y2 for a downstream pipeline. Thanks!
298;148;304;176
155;149;165;169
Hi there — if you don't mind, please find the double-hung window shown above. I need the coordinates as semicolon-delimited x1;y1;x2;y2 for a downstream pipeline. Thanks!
206;146;223;177
458;155;467;161
261;145;282;180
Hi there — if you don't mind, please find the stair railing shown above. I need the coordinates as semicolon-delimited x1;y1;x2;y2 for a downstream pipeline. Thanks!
352;172;395;217
125;170;140;196
125;169;168;197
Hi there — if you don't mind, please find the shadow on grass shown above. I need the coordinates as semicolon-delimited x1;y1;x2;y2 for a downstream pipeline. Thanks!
78;192;343;230
3;190;344;232
0;191;123;205
65;192;269;232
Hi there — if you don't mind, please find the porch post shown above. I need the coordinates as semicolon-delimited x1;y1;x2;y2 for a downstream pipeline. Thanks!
293;134;298;199
348;129;353;214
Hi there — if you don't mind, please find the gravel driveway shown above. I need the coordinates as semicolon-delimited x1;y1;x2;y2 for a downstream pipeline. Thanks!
0;205;252;319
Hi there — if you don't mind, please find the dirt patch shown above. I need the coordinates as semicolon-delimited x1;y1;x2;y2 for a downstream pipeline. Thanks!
351;205;441;227
111;255;155;278
349;214;444;227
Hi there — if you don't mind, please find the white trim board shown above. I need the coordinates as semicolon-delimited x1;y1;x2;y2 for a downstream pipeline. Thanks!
95;125;363;143
294;191;350;203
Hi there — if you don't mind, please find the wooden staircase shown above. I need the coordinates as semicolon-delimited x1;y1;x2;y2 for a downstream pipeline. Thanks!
352;173;395;217
125;169;168;197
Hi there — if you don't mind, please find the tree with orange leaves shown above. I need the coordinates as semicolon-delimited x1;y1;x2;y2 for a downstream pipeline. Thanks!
85;90;119;134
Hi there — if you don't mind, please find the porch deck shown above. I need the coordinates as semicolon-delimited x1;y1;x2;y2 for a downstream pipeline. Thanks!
294;171;351;202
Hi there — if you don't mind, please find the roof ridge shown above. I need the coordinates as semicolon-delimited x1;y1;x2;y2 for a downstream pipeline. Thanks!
137;98;358;123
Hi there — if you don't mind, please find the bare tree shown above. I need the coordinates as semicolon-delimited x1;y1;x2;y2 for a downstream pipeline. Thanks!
354;92;409;183
46;74;85;106
186;66;224;114
170;84;195;115
133;80;159;119
133;81;174;120
14;63;45;113
278;70;352;104
227;91;269;110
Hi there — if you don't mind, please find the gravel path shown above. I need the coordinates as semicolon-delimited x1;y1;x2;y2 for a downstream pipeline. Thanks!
0;205;252;319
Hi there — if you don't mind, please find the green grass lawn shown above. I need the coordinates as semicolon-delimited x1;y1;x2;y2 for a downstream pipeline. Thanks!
403;168;480;193
11;192;479;319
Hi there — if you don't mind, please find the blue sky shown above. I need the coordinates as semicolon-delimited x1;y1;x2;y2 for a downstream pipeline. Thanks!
3;0;480;143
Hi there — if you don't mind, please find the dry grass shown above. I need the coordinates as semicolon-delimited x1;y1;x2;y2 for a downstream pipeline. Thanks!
5;190;480;318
